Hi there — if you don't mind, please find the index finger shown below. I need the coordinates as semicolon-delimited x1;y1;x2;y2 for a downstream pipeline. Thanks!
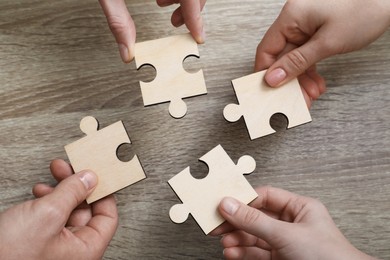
180;0;205;43
255;6;313;72
254;15;287;72
99;0;136;62
255;186;312;222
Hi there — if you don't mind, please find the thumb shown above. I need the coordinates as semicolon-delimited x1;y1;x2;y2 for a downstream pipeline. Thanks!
99;0;136;63
39;171;98;223
219;197;290;247
264;36;331;87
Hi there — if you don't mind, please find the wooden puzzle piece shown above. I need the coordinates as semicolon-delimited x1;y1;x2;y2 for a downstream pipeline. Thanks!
168;144;258;235
223;70;312;140
134;33;207;119
64;116;146;204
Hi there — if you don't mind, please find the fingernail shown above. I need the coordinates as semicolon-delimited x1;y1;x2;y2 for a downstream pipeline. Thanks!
199;27;206;44
128;42;135;61
202;28;206;43
79;171;97;190
265;68;286;86
118;43;131;63
195;22;206;44
221;197;239;215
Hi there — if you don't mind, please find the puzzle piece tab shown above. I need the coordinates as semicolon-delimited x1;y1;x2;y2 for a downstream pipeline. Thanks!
64;116;146;204
223;70;312;140
168;144;257;234
134;33;207;119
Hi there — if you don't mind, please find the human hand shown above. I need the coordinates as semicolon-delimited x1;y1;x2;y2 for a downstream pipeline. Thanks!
156;0;206;44
99;0;206;63
211;186;374;260
99;0;136;63
0;159;118;260
256;0;390;108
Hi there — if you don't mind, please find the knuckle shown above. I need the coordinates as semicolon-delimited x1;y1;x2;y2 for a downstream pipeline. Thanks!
316;37;341;56
106;15;131;36
284;0;306;14
307;197;327;212
285;50;309;72
242;208;261;227
64;181;84;204
37;202;63;220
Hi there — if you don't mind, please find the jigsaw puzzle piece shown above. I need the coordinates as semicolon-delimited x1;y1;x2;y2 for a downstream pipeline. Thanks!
134;33;207;119
168;144;257;234
65;116;146;204
223;70;312;140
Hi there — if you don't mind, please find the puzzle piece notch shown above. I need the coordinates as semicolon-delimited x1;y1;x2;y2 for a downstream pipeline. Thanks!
80;116;99;134
169;201;190;224
169;97;187;119
134;33;207;119
168;144;257;234
64;116;146;204
223;70;312;140
223;103;243;122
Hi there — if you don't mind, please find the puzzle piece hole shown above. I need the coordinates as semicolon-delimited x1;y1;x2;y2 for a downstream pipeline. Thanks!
269;113;289;132
182;54;202;74
188;160;209;179
136;63;157;83
116;143;136;162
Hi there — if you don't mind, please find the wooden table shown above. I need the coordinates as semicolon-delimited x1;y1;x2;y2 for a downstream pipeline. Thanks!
1;0;389;259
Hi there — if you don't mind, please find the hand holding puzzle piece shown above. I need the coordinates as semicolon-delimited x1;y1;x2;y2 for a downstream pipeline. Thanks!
65;116;146;204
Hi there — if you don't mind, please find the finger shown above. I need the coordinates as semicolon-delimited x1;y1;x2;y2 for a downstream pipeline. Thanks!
218;197;291;246
210;189;285;236
222;230;271;251
209;221;237;236
255;6;331;87
50;159;74;182
156;0;183;25
254;14;292;72
171;7;185;27
66;204;92;227
255;186;298;211
298;73;320;101
223;246;271;260
33;159;74;197
73;195;118;251
222;230;257;247
38;171;98;226
300;85;313;109
156;0;179;7
32;183;54;198
173;1;206;44
264;29;333;87
99;0;136;63
306;66;326;95
255;186;316;222
298;65;327;101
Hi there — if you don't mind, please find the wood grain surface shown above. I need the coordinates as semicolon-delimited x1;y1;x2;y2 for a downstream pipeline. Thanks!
0;0;389;259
